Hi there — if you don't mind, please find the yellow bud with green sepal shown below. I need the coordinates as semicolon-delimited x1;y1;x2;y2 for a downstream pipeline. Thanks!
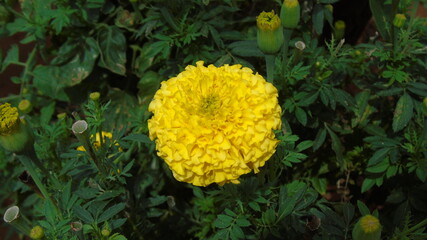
256;11;284;54
280;0;300;29
352;215;381;240
393;14;406;28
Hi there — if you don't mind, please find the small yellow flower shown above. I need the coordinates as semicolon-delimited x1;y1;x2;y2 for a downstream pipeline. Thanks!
89;92;100;101
148;61;282;186
29;225;44;239
77;131;119;151
393;13;406;28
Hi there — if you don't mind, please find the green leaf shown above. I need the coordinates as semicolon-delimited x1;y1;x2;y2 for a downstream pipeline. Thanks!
369;0;392;40
235;216;251;227
313;128;326;151
393;93;413;132
98;203;126;223
73;205;94;223
325;125;344;166
342;203;355;225
296;140;313;152
97;26;127;75
312;4;324;35
214;214;234;228
311;177;327;194
361;178;375;193
40;102;56;125
357;200;370;215
295;107;307;126
368;148;390;166
2;44;19;72
122;134;152;144
228;41;263;57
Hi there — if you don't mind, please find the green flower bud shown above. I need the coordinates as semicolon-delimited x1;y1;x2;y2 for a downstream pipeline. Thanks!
325;4;333;13
256;11;284;54
101;229;111;237
280;0;300;29
334;20;346;40
29;226;44;239
423;97;427;108
352;215;381;240
89;92;100;101
393;14;406;28
0;103;34;153
57;113;67;120
18;99;33;114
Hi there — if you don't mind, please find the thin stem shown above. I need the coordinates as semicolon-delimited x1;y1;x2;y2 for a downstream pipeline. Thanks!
282;29;293;71
265;54;276;83
18;155;63;220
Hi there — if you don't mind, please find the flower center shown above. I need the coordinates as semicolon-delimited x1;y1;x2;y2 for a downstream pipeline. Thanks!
360;215;380;233
199;94;221;116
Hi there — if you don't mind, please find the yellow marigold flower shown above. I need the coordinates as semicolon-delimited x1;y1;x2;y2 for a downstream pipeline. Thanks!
0;103;20;135
77;131;119;151
0;103;33;153
148;61;282;187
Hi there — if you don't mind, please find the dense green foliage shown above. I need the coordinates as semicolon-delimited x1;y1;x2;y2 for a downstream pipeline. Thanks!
1;0;427;239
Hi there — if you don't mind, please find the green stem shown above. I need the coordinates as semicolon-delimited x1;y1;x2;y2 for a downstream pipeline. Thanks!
21;47;37;96
265;54;275;83
282;28;293;70
18;155;62;219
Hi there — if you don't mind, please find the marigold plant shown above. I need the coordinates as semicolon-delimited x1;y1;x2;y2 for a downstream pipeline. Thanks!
148;61;282;186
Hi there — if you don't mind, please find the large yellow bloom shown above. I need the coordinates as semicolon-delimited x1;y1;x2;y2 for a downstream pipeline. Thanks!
148;61;282;186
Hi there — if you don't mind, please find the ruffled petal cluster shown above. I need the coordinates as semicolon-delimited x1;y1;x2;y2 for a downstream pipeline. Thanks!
148;61;282;186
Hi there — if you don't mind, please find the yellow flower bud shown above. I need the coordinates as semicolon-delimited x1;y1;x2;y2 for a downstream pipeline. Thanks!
352;215;381;240
325;4;333;13
334;20;346;39
29;226;44;239
393;14;406;28
18;99;33;114
57;113;67;119
0;103;33;153
256;11;284;54
424;97;427;107
280;0;300;29
89;92;100;101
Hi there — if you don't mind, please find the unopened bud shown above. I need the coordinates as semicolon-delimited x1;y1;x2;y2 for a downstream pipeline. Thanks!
334;20;346;40
256;11;284;54
393;14;406;28
352;215;381;240
18;99;32;114
325;4;333;13
89;92;100;101
280;0;300;29
29;226;44;239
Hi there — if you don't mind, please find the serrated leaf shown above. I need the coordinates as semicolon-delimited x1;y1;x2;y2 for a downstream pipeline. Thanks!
357;200;370;215
73;205;94;223
342;203;355;225
393;93;413;132
98;203;126;223
368;148;390;166
311;177;327;194
235;217;251;227
2;44;19;72
122;134;152;144
214;214;234;228
326;125;344;166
